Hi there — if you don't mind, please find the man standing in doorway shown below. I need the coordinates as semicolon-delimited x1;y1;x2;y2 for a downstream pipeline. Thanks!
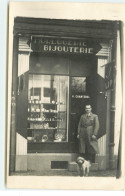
77;105;99;163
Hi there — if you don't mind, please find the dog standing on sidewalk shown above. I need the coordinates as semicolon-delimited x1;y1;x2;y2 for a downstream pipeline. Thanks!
76;156;91;177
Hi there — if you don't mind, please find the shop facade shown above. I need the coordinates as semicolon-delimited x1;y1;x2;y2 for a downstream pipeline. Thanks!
9;17;121;172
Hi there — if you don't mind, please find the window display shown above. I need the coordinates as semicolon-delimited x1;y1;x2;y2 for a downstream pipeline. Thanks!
27;74;69;143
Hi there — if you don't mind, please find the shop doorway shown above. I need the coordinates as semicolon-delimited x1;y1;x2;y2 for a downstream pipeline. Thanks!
70;76;89;142
70;74;107;151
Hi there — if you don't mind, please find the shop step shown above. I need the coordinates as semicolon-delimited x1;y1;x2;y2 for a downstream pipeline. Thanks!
27;153;78;171
68;161;98;172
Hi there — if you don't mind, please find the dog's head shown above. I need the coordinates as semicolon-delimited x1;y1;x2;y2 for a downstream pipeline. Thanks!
76;156;85;165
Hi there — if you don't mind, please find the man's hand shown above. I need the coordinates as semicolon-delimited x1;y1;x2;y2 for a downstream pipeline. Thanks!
77;134;80;139
91;135;97;140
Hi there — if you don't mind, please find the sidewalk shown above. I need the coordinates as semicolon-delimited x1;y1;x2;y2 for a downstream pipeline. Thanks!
10;169;116;177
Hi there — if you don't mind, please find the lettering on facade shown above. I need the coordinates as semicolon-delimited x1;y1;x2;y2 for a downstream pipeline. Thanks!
72;95;90;98
43;45;93;54
30;37;101;55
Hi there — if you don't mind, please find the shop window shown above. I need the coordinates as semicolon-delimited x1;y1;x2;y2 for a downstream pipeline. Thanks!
27;74;69;143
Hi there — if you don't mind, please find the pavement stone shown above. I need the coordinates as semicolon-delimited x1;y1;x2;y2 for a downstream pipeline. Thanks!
10;169;116;177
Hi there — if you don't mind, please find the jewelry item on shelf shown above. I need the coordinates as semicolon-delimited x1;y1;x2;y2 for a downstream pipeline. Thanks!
29;99;32;103
31;107;35;112
44;123;49;129
41;108;45;112
42;135;48;142
55;132;63;141
36;108;40;112
35;100;38;104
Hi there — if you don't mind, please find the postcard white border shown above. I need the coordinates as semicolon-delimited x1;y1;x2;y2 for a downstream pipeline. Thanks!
7;2;125;190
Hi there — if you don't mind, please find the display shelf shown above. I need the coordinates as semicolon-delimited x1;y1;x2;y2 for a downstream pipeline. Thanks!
28;98;66;142
27;128;65;130
27;128;57;130
28;111;58;113
28;140;68;143
28;111;65;113
28;102;65;105
28;120;63;122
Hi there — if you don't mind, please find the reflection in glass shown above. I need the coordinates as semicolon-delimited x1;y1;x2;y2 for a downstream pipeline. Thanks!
72;77;86;95
71;77;90;142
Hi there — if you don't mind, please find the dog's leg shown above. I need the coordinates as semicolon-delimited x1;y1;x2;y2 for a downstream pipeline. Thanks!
80;166;83;177
86;168;88;176
82;165;85;176
86;167;90;176
83;168;86;176
77;165;80;176
77;165;82;177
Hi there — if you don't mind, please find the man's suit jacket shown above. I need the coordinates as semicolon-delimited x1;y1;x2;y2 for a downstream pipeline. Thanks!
77;112;99;154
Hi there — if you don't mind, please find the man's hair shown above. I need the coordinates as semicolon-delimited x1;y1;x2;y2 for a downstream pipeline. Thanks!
85;104;92;109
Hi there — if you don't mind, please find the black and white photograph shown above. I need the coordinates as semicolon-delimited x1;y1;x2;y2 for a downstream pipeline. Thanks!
6;2;125;190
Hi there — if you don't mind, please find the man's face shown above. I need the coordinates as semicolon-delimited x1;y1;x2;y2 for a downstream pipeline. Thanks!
85;105;92;114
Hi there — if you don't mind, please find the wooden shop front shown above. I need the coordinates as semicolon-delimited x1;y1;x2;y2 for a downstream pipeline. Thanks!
10;17;119;172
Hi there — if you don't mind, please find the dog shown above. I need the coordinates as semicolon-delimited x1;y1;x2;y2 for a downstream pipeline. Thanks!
76;156;91;177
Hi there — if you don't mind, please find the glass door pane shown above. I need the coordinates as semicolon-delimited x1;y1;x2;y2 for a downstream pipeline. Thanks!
71;77;90;141
27;74;69;143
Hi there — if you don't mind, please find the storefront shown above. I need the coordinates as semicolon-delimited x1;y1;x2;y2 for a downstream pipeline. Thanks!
9;17;121;172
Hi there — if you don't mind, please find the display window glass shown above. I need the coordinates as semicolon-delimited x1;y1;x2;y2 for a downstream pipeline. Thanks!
27;74;69;143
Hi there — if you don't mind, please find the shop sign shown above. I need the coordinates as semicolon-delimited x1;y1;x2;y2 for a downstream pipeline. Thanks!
72;95;90;98
30;37;102;55
105;62;114;90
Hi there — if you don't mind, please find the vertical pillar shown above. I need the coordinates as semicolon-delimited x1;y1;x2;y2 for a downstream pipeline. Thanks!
9;35;19;173
109;24;118;169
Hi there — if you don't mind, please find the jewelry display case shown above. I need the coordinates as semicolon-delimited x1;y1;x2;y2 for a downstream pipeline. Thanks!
27;74;69;143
